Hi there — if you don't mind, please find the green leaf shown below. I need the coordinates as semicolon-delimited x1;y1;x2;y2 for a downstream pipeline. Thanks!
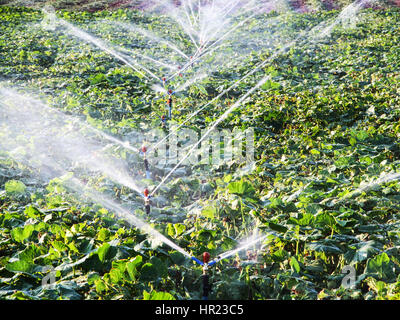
315;213;336;228
97;228;110;242
10;291;37;300
89;73;106;85
271;249;288;262
109;268;124;284
95;279;107;294
11;224;35;243
307;241;342;254
297;213;315;226
167;223;175;237
201;206;216;219
6;260;36;274
52;240;68;252
310;149;320;155
87;272;100;285
139;263;157;282
174;223;186;236
227;180;255;196
290;256;300;274
266;221;288;233
261;79;280;91
97;243;111;263
344;241;381;264
169;251;186;265
305;204;323;215
142;290;175;300
24;206;41;219
139;257;167;282
126;256;142;281
365;253;396;282
5;180;26;195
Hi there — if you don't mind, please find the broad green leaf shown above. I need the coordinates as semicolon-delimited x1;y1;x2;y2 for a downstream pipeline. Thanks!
344;241;381;264
97;243;111;263
6;260;36;274
307;241;342;254
290;256;300;274
109;268;124;284
97;228;110;242
227;180;255;196
126;256;142;281
266;222;288;233
24;206;41;219
5;180;26;195
201;206;216;219
95;279;107;294
11;224;34;243
365;253;396;282
143;290;175;300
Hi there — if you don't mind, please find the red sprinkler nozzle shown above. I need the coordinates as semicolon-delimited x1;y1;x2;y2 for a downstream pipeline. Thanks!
144;188;149;198
168;89;173;95
141;145;147;154
203;252;211;264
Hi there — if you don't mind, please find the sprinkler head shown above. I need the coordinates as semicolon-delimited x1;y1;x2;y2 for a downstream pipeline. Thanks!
203;252;211;264
143;188;149;198
141;145;147;153
168;89;173;95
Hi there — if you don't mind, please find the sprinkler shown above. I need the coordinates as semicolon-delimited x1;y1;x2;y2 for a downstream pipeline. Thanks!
190;252;219;300
162;77;167;87
161;114;167;128
201;252;212;300
167;89;174;120
177;66;183;77
143;188;151;214
141;145;151;179
144;158;150;179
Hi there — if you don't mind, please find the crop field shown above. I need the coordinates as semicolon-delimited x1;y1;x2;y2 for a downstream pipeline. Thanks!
1;0;400;301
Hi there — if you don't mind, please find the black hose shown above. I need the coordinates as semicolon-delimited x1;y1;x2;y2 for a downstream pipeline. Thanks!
202;273;212;300
145;203;150;215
